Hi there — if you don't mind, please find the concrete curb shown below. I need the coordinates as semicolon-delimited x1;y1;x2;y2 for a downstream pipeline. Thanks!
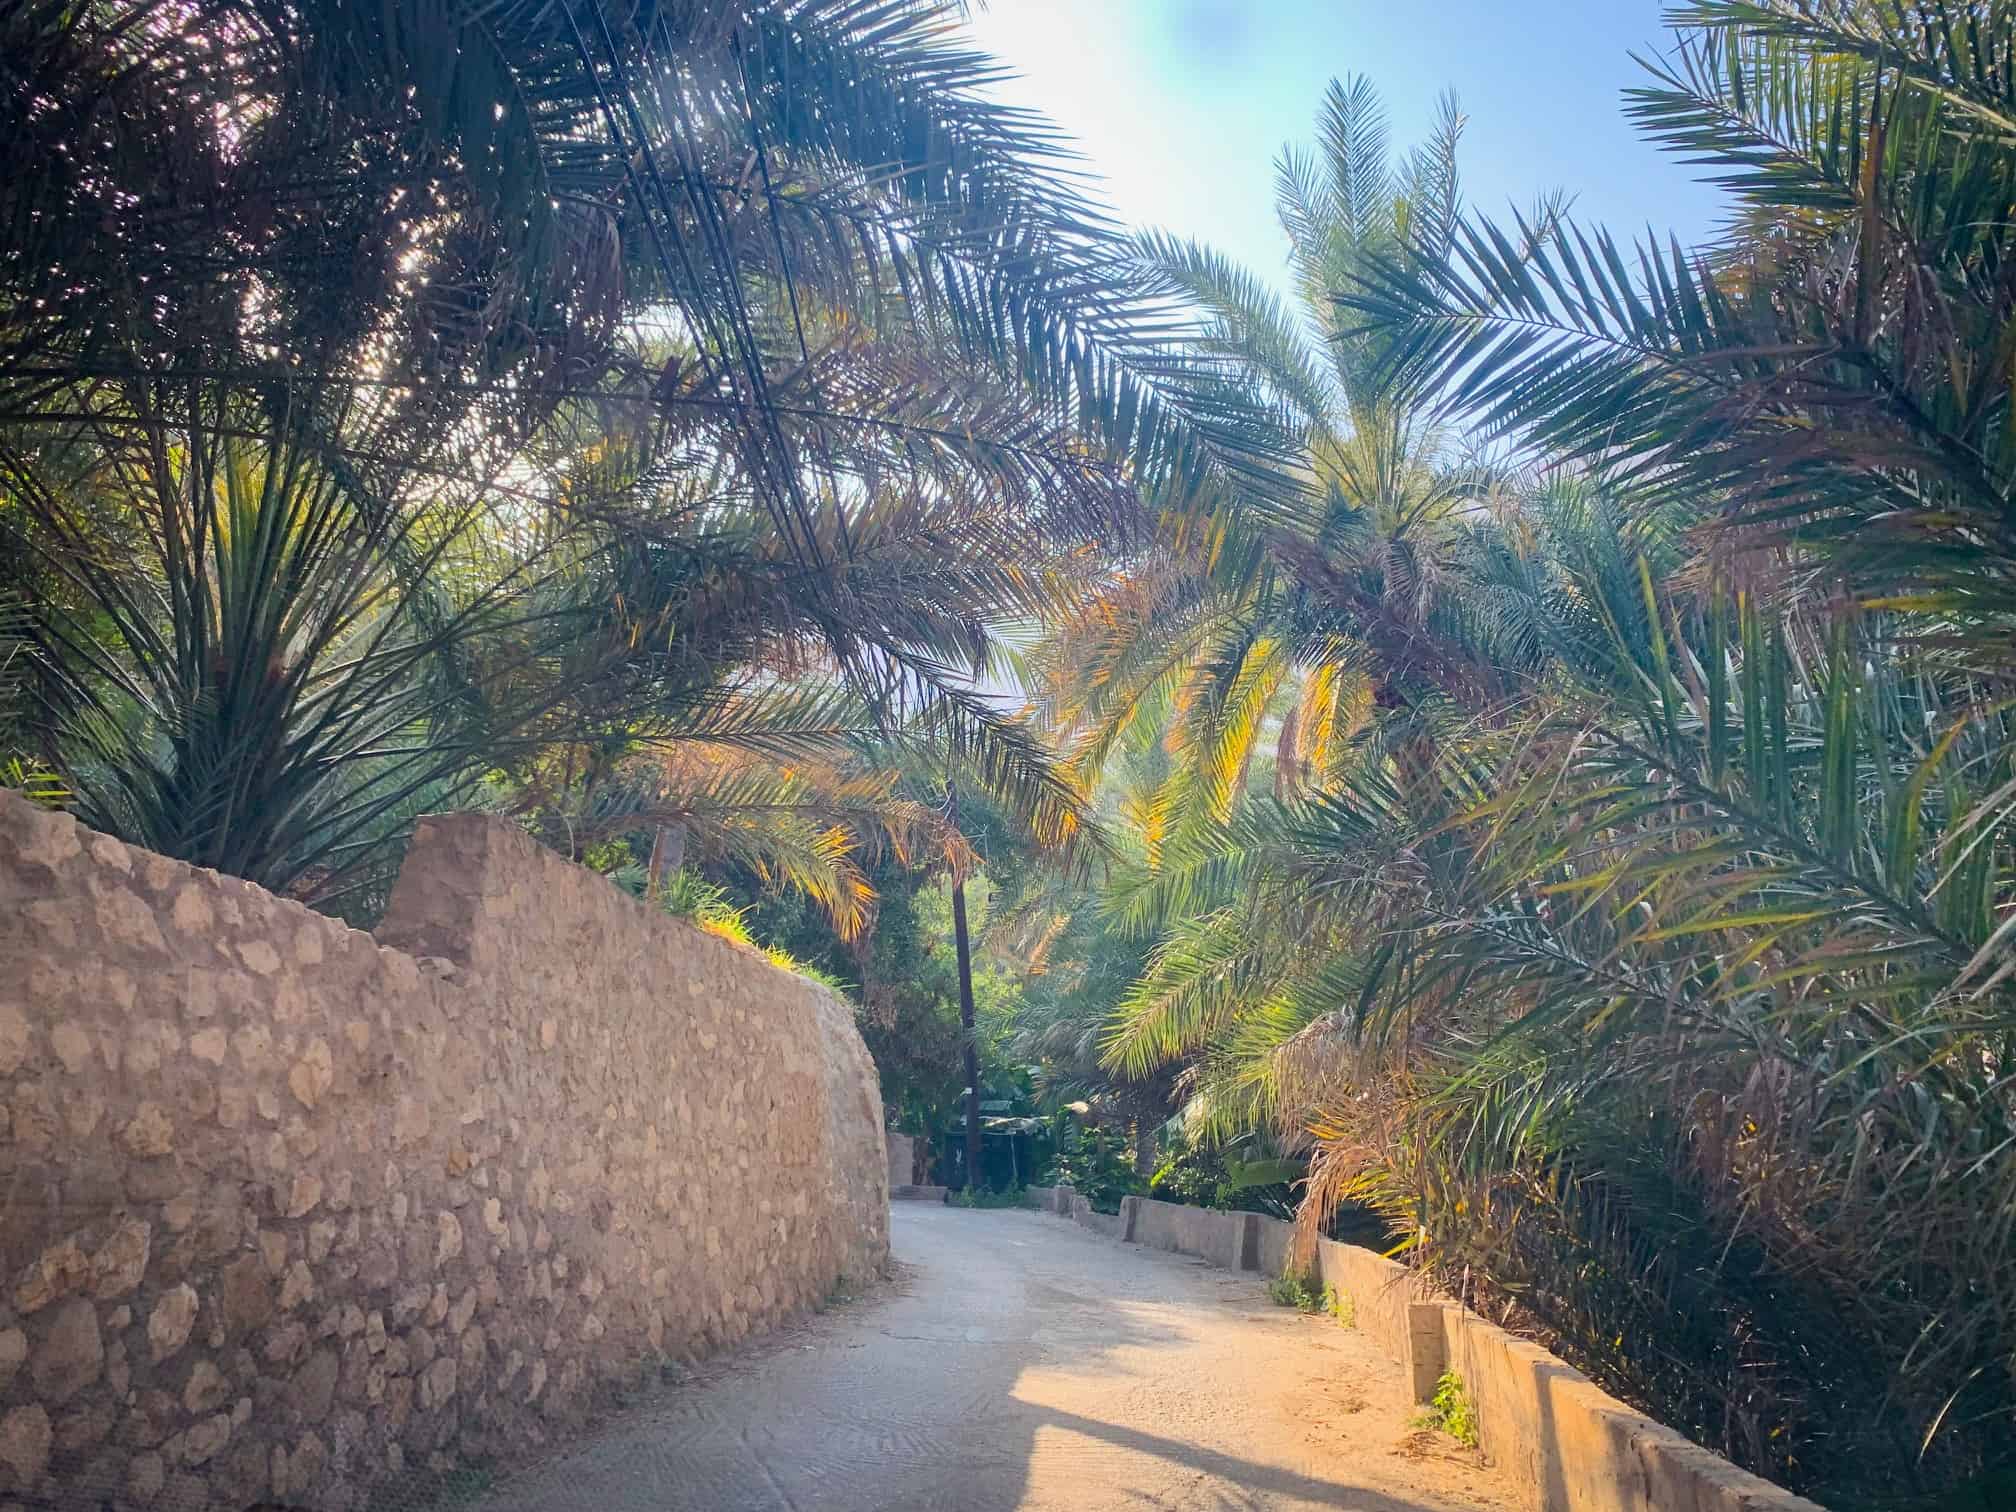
1013;1188;1825;1512
1020;1184;1126;1236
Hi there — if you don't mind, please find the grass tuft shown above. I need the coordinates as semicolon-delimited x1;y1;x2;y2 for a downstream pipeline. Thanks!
1267;1268;1323;1312
1322;1283;1356;1327
1413;1370;1480;1449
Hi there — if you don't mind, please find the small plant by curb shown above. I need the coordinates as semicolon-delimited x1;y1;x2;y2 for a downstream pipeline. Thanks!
1413;1370;1480;1448
1322;1283;1356;1328
1267;1269;1323;1311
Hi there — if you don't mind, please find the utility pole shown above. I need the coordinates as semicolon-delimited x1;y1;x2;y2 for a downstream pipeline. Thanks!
947;785;983;1192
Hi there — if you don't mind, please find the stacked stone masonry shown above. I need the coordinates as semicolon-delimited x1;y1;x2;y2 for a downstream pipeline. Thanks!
0;796;890;1510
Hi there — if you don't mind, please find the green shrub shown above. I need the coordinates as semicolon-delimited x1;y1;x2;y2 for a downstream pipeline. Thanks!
1267;1269;1323;1312
1414;1370;1480;1449
609;865;842;987
1039;1122;1142;1213
1147;1132;1300;1217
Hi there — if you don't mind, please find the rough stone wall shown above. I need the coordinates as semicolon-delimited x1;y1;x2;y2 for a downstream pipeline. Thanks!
0;797;888;1510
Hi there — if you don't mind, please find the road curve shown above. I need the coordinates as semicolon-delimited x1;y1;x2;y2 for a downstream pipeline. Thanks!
477;1203;1513;1511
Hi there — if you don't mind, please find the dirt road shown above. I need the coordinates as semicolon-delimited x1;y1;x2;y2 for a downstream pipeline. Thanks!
478;1204;1512;1511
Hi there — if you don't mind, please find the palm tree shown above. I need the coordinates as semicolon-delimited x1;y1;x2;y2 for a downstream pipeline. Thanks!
1023;77;1548;1165
0;0;1304;566
1070;10;2016;1500
1033;79;1521;859
0;0;1299;905
989;749;1177;1177
1340;0;2016;642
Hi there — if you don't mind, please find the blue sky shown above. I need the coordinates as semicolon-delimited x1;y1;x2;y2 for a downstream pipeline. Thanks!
966;0;1729;300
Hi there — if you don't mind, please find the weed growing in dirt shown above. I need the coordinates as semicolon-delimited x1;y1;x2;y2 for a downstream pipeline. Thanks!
1267;1269;1323;1311
1322;1284;1356;1327
1414;1370;1480;1448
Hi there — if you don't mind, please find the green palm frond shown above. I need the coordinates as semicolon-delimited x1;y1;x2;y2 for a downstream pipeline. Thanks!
1314;75;1396;262
1669;1;2016;146
3;387;590;898
1026;14;2016;1499
1128;232;1338;443
1398;91;1467;260
1343;5;2016;624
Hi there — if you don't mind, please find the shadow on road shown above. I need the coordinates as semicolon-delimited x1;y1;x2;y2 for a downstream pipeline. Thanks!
1023;1404;1457;1512
474;1206;1487;1512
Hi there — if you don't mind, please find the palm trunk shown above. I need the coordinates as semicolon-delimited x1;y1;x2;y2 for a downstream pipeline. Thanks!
645;821;686;898
951;873;983;1192
1134;1117;1156;1183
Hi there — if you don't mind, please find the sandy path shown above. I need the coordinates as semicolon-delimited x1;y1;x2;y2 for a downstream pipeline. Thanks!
477;1204;1514;1511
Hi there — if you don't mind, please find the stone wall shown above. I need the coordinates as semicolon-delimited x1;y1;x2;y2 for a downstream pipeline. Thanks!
0;797;888;1510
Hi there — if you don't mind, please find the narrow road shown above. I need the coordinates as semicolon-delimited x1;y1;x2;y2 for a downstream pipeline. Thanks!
479;1205;1512;1511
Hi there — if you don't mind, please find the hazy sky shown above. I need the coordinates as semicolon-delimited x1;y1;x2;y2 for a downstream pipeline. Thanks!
965;0;1729;300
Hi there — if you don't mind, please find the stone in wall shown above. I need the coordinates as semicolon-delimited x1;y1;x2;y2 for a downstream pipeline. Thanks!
0;795;890;1509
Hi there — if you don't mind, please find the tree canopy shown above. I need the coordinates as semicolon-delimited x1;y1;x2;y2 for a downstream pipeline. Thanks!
8;3;2016;1506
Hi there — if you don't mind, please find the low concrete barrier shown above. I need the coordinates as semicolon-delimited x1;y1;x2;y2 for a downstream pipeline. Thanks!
1071;1200;1125;1239
1017;1188;1137;1239
1125;1197;1259;1269
1006;1188;1824;1511
1022;1184;1074;1214
1432;1304;1824;1512
1253;1213;1295;1279
1315;1238;1447;1401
